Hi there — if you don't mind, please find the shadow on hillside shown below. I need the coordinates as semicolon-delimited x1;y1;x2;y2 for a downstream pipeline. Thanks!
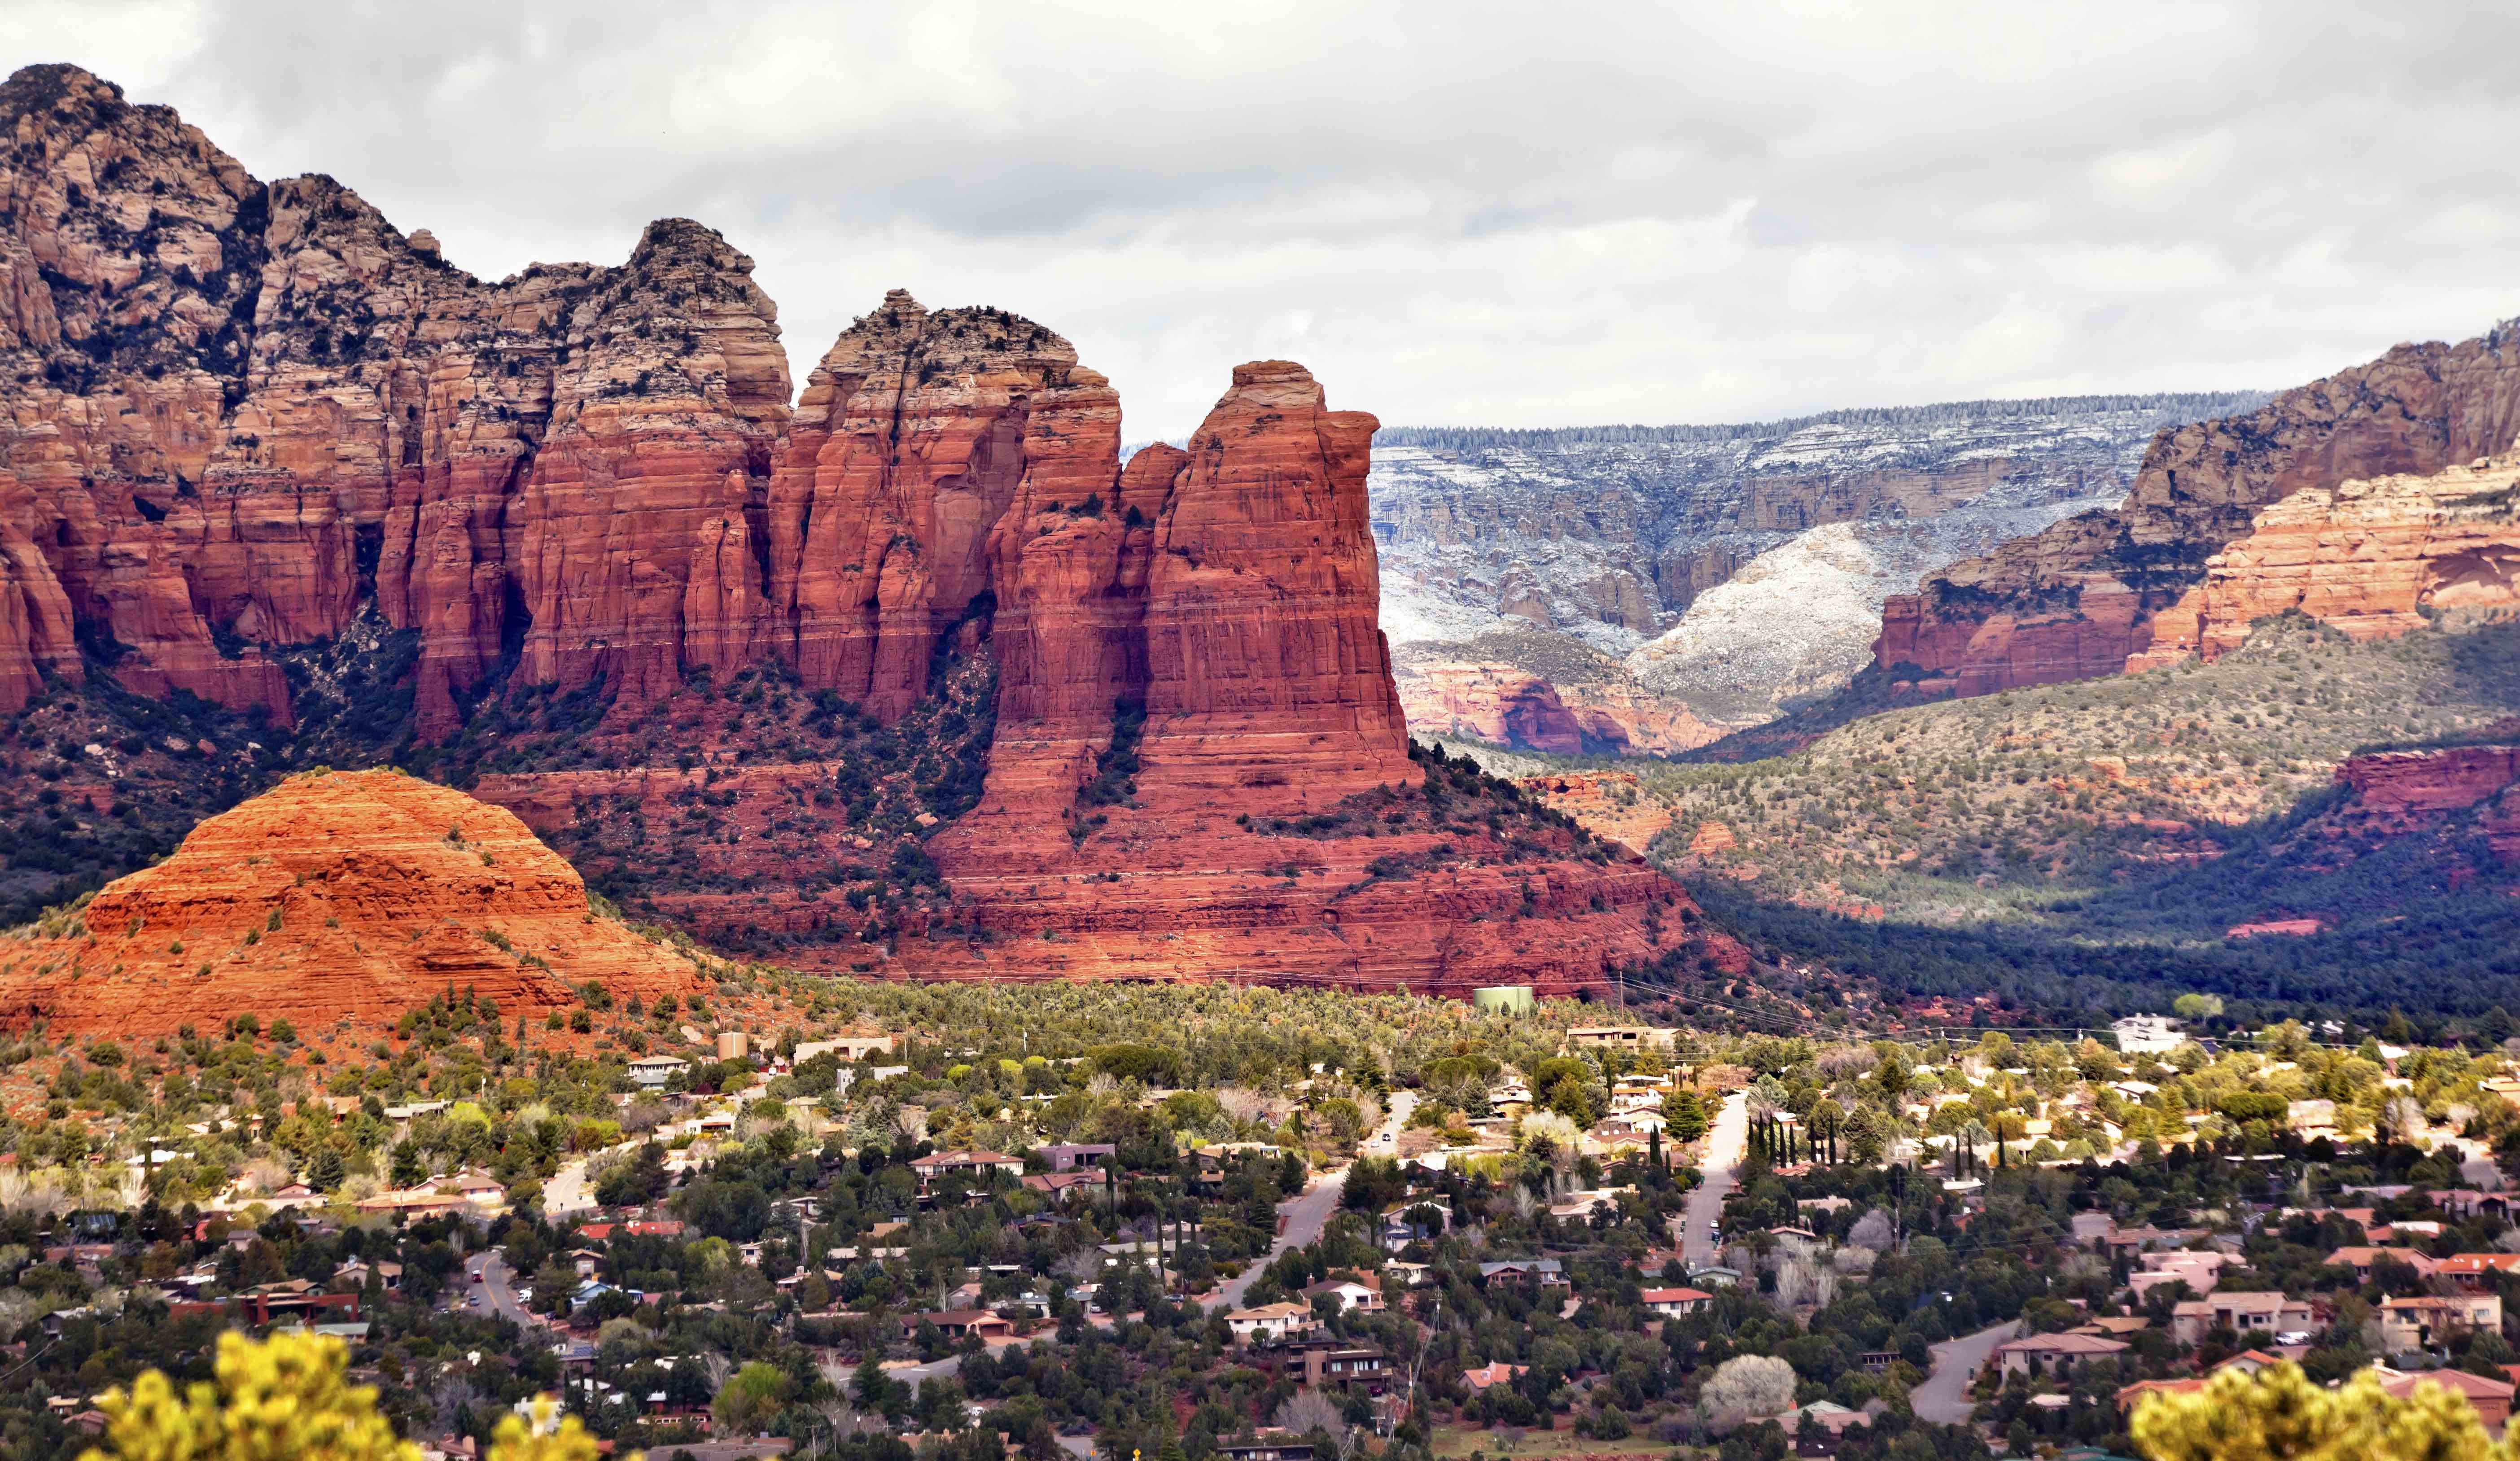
1686;766;2520;1021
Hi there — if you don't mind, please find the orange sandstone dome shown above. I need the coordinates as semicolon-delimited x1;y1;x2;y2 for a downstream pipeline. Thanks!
0;769;699;1037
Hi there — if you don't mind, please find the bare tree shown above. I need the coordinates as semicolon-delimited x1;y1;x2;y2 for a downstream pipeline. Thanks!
1848;1209;1896;1252
1699;1354;1795;1435
1772;1254;1837;1309
430;1378;483;1433
1275;1389;1356;1459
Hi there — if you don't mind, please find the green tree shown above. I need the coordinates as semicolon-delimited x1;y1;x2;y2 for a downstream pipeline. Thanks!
2133;1360;2512;1461
712;1361;793;1435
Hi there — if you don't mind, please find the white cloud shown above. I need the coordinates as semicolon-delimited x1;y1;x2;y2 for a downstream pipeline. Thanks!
11;0;2520;438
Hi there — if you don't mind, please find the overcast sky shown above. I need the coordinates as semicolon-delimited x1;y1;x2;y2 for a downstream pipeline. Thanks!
16;0;2520;438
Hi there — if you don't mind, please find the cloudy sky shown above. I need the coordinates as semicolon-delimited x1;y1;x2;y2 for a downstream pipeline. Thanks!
15;0;2520;438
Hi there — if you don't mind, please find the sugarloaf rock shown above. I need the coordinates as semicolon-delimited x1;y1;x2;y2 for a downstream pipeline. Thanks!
0;768;699;1035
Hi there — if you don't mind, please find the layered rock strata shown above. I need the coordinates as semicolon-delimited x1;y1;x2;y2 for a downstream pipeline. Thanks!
1877;320;2520;695
1396;661;1724;756
2128;453;2520;669
2334;744;2520;868
1371;394;2261;748
0;64;1717;997
0;768;697;1035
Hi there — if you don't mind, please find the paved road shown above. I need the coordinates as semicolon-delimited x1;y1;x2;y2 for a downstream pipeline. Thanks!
1911;1320;2019;1424
1680;1092;1748;1269
1214;1091;1416;1311
464;1252;539;1330
543;1154;599;1215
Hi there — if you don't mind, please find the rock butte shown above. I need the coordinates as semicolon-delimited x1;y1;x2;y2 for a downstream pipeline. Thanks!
1875;318;2520;697
0;65;1728;996
0;769;700;1036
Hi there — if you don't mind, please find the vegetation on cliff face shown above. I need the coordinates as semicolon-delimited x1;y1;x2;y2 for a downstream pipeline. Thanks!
1631;615;2520;1021
0;678;282;928
518;653;1002;961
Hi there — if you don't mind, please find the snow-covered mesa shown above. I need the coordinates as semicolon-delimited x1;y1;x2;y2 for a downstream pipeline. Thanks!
1369;392;2265;742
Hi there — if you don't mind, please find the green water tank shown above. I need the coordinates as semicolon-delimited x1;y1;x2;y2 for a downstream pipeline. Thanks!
1471;984;1537;1016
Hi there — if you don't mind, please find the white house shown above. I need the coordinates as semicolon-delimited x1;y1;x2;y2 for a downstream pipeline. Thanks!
628;1055;688;1088
1225;1301;1317;1341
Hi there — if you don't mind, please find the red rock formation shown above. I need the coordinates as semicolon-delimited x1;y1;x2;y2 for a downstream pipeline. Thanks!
1136;362;1413;801
1877;318;2520;695
2226;918;2323;939
766;292;1115;722
1518;771;1677;853
1686;820;1739;856
906;365;1726;995
2128;453;2520;669
0;66;791;728
2336;745;2520;814
0;65;1734;1001
1397;660;1728;755
0;768;698;1036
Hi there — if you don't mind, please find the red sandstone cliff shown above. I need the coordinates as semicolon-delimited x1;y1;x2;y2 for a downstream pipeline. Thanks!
2128;452;2520;669
0;66;792;729
2332;743;2520;868
0;65;1722;999
1875;318;2520;696
0;769;697;1036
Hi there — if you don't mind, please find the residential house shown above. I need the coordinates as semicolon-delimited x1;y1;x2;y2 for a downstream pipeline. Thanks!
1038;1144;1117;1173
1994;1332;2129;1378
2381;1295;2502;1352
902;1309;1015;1340
334;1259;402;1291
1296;1345;1388;1391
2128;1250;2233;1300
2437;1191;2516;1222
1461;1362;1527;1392
1566;1026;1676;1050
2116;1378;2207;1414
576;1220;683;1241
792;1033;897;1063
445;1169;507;1207
1300;1275;1384;1314
1478;1259;1568;1286
1217;1433;1313;1461
2374;1365;2513;1432
2112;1015;2184;1054
2215;1349;2288;1376
909;1150;1024;1189
627;1056;688;1089
1640;1286;1712;1317
2441;1254;2520;1290
1022;1172;1102;1203
1225;1302;1317;1342
1378;1202;1449;1251
2170;1293;2316;1346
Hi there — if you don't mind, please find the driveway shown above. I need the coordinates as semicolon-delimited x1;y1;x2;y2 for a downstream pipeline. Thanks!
1679;1091;1747;1269
1910;1320;2018;1424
